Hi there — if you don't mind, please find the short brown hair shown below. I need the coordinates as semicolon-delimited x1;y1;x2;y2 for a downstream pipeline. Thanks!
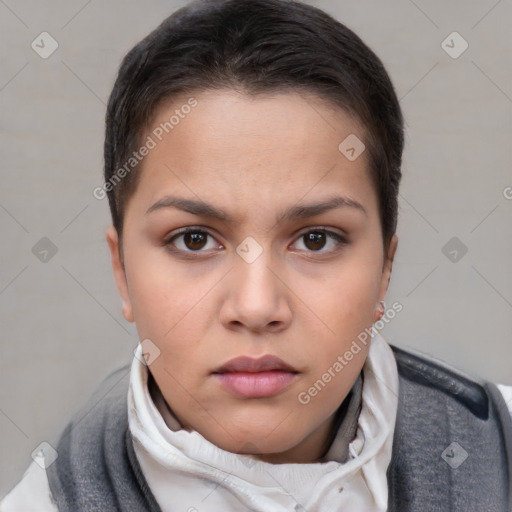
104;0;404;251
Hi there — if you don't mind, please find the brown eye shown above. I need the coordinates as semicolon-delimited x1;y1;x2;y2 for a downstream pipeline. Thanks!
292;228;348;254
303;232;327;251
165;228;220;253
183;232;208;251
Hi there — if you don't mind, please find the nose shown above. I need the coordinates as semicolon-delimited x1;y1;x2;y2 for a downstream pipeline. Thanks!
219;244;293;334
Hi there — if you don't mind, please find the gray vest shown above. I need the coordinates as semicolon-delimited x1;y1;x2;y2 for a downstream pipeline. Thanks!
45;345;512;511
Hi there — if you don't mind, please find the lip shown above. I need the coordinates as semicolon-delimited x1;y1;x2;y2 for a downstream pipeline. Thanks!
213;355;298;374
212;355;299;398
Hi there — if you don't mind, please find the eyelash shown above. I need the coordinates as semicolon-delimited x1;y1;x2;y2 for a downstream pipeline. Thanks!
163;226;348;256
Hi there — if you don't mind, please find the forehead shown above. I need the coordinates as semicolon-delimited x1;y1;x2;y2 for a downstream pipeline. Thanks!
128;89;378;223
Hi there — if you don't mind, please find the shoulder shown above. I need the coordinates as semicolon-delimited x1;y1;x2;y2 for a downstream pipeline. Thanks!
386;344;512;510
1;363;133;512
497;383;512;420
59;363;132;439
389;344;512;421
0;460;58;512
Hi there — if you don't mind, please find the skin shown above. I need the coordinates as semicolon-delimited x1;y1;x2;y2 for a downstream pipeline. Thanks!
106;89;398;464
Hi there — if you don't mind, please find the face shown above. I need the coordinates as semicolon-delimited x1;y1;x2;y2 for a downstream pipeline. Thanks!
107;89;397;464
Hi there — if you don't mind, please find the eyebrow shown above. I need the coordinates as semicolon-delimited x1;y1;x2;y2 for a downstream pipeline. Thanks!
145;194;367;223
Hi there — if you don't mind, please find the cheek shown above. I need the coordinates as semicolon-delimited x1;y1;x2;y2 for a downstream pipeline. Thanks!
123;249;195;338
310;262;381;329
124;254;222;370
300;261;381;385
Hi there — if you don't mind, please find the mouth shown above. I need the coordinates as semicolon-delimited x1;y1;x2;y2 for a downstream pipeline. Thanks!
212;355;299;399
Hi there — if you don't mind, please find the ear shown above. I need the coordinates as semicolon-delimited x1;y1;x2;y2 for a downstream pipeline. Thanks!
374;233;398;322
105;226;134;323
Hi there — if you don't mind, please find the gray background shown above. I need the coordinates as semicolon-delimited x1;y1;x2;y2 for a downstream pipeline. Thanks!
1;0;511;497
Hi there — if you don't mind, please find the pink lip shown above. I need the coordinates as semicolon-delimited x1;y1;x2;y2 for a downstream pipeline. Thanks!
213;355;298;374
214;371;297;398
212;355;299;398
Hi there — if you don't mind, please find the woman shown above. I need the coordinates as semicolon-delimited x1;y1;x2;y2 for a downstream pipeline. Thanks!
2;0;511;510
